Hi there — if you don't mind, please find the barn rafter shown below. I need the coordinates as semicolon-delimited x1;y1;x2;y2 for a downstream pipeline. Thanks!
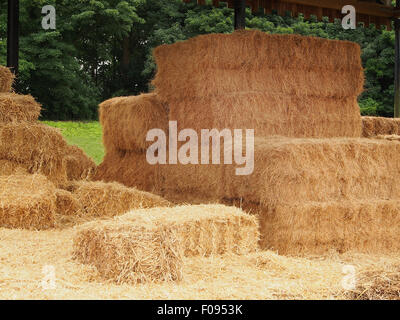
185;0;396;29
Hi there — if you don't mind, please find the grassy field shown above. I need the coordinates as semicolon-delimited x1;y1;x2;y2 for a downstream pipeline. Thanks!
43;121;104;164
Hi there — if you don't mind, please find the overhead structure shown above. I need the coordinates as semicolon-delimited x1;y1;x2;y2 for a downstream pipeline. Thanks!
184;0;400;117
185;0;396;29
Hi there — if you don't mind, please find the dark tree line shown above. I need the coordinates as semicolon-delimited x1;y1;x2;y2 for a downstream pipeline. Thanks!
0;0;395;119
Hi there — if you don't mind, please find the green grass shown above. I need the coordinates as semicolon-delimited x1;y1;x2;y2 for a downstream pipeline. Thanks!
43;121;104;164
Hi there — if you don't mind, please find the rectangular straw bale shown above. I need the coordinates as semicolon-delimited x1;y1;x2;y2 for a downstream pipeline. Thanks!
100;93;168;153
73;220;183;284
160;137;400;205
0;66;14;93
73;205;259;277
153;30;363;101
0;174;56;230
361;116;400;137
154;61;363;100
119;205;259;256
71;180;170;218
224;137;400;206
168;94;362;138
0;123;68;184
63;145;96;181
255;200;400;255
94;149;163;194
0;93;41;123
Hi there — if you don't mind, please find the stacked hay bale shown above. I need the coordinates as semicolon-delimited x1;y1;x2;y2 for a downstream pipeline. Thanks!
94;94;166;193
0;66;173;229
0;66;96;184
73;205;259;284
152;31;364;138
362;116;400;138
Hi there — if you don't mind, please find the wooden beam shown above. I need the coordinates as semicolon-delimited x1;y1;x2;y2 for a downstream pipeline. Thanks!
282;0;393;18
395;0;400;118
234;0;246;29
7;0;19;75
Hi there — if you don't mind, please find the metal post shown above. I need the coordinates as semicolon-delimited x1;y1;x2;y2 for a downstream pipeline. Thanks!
7;0;19;75
395;0;400;118
234;0;246;30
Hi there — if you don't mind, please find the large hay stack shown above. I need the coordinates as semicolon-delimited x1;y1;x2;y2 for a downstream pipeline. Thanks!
94;31;400;255
95;30;364;194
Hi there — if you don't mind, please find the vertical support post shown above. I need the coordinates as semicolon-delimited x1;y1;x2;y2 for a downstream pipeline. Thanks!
7;0;19;76
234;0;246;30
395;0;400;118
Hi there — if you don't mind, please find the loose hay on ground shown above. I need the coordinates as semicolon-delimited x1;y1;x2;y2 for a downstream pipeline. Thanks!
0;93;41;123
4;226;400;299
72;180;170;218
0;174;56;230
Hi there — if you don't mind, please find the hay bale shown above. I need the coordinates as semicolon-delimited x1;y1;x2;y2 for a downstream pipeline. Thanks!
100;93;168;153
72;180;170;218
0;174;56;230
152;30;364;138
94;149;163;194
167;94;362;138
0;123;68;185
153;30;363;100
255;200;400;255
160;137;400;205
224;137;400;206
0;66;14;92
73;220;183;284
0;93;41;123
73;204;258;283
55;189;82;216
362;116;400;137
0;160;28;175
63;145;97;181
75;204;259;258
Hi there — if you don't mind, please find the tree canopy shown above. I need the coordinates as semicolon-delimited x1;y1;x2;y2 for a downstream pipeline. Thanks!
0;0;396;119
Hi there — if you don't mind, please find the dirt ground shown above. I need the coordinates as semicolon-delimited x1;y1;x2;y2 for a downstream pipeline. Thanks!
0;226;398;300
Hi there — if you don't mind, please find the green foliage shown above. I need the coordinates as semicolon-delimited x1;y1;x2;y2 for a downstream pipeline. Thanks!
43;121;104;164
0;0;397;118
